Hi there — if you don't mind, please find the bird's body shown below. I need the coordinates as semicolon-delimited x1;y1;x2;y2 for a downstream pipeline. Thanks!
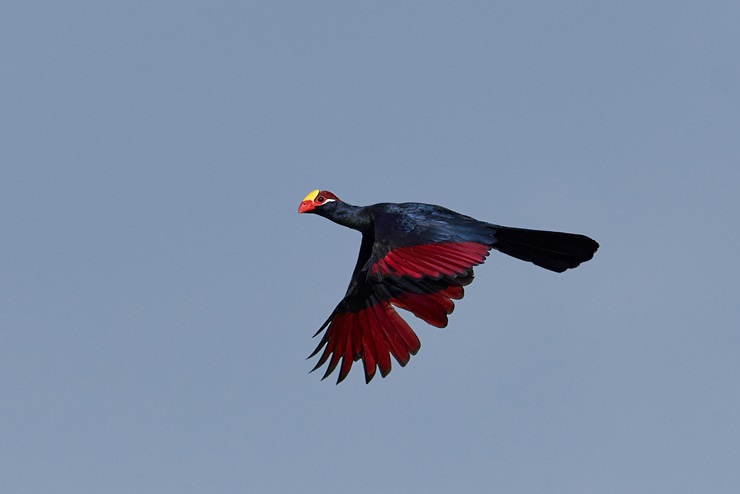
298;190;599;383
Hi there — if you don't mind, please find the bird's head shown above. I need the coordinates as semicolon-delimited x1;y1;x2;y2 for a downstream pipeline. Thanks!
298;190;341;214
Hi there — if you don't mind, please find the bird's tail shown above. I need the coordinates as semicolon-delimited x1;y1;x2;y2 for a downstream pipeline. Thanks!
490;225;599;273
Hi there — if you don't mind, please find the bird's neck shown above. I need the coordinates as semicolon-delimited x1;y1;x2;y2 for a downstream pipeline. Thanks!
323;202;372;232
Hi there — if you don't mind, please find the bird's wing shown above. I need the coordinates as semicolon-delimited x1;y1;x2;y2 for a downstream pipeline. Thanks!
365;204;494;280
309;205;496;384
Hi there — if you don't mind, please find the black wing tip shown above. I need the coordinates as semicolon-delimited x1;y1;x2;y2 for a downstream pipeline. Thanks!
312;322;326;338
309;361;397;384
321;362;339;381
309;359;323;373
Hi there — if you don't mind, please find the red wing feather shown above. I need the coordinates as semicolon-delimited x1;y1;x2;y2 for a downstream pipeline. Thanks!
390;285;465;328
370;241;490;279
311;299;421;384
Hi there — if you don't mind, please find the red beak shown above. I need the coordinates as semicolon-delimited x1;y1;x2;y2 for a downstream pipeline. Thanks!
298;200;315;213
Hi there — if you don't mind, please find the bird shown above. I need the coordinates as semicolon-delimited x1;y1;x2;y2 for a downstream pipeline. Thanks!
298;189;599;384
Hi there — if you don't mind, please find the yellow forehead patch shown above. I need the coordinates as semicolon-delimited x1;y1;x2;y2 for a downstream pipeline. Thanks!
302;189;320;202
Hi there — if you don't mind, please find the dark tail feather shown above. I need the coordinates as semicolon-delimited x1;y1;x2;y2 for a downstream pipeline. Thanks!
491;226;599;273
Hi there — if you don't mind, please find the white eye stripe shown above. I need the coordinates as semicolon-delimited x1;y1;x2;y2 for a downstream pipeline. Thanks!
319;198;336;204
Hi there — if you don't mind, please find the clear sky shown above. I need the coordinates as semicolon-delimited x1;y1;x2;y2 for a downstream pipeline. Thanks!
2;2;739;493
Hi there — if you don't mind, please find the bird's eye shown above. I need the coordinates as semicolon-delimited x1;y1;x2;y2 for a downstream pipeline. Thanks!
317;196;325;203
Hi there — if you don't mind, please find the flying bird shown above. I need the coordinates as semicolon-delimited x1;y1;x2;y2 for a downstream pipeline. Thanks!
298;189;598;384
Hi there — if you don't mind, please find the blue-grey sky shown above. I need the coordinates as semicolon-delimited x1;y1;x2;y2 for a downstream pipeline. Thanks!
2;2;739;493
